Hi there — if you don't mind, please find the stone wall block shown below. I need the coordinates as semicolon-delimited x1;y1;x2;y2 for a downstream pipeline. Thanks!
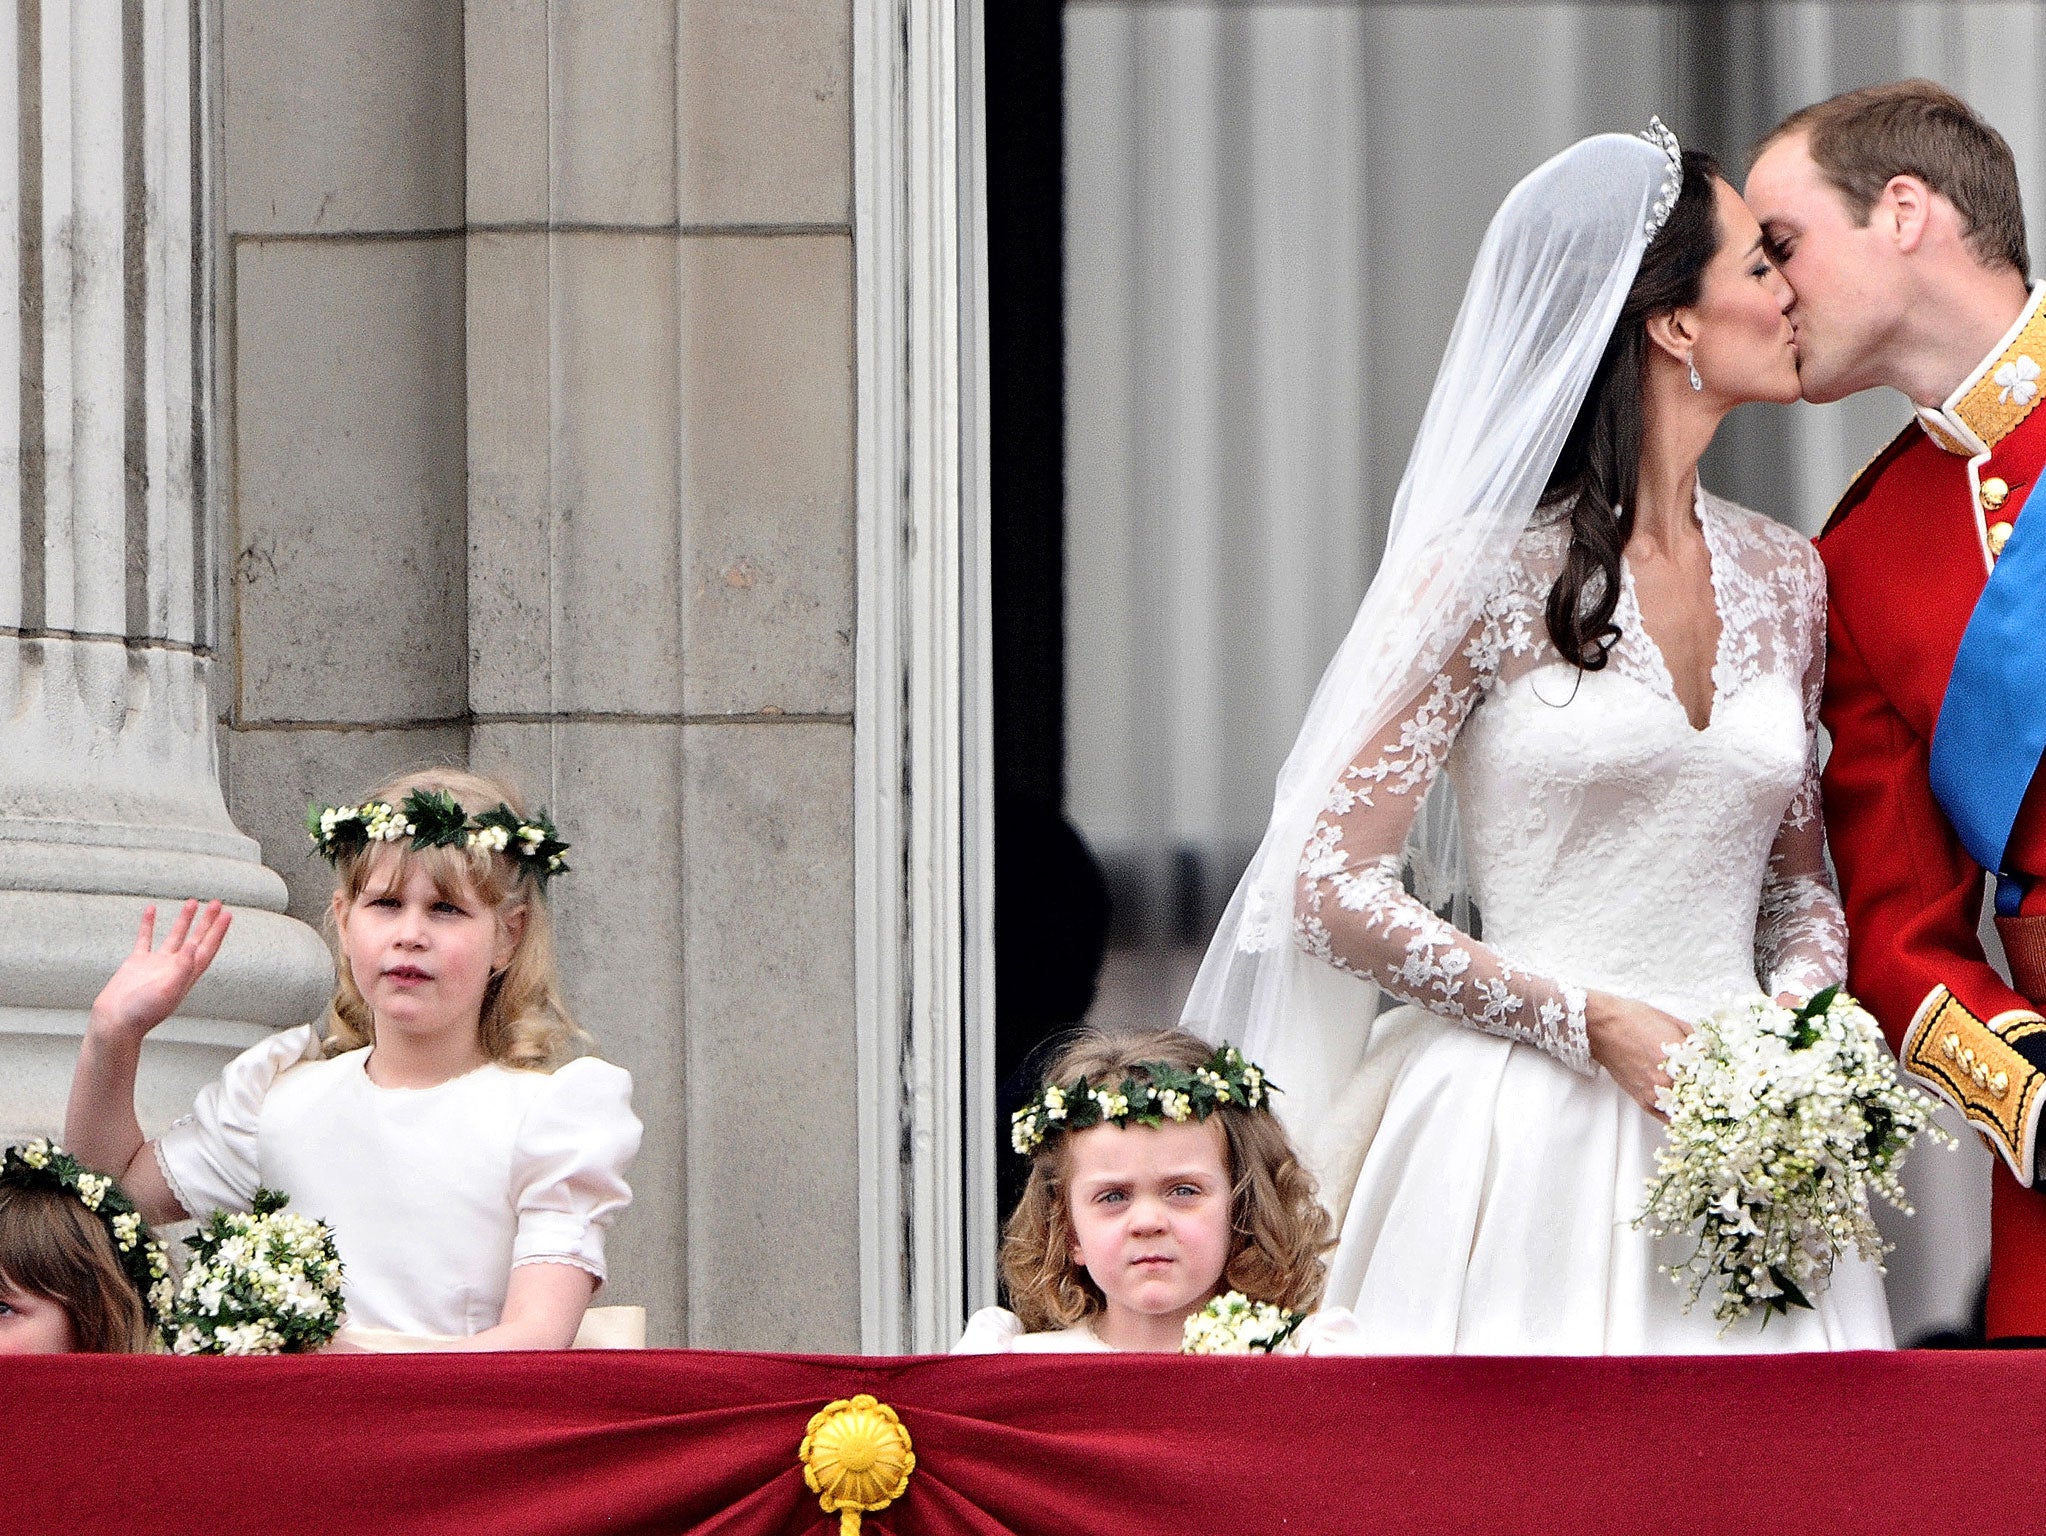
551;0;679;227
224;724;471;927
467;232;554;714
549;234;684;714
465;0;550;224
682;720;857;1350
224;0;466;234
470;721;687;1346
677;0;852;226
234;239;468;725
679;235;854;715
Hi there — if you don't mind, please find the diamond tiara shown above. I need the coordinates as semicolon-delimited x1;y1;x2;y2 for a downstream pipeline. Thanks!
1640;115;1683;239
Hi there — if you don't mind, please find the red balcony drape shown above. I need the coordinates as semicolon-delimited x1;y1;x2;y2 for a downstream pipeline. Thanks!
6;1348;2026;1534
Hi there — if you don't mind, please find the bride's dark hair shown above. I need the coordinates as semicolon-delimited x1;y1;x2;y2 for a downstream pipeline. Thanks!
1540;147;1724;670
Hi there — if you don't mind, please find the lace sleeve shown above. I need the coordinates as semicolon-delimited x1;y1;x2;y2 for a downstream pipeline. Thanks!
1293;610;1591;1073
1755;550;1848;1003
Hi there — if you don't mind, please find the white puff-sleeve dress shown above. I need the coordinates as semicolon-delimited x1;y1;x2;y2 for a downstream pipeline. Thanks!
155;1025;643;1338
951;1305;1367;1355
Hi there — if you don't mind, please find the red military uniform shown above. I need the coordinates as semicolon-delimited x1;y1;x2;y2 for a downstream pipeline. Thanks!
1820;282;2046;1340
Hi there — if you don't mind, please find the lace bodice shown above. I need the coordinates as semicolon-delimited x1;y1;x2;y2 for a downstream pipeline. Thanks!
1296;491;1847;1072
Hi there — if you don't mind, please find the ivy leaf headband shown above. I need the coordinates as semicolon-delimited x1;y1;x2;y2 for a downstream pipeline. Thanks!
307;788;571;889
2;1139;175;1328
1009;1044;1274;1156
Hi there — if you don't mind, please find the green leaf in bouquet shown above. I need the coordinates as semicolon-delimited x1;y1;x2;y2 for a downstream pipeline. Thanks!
1863;1102;1895;1160
1767;1266;1813;1313
1788;986;1839;1048
1795;985;1840;1022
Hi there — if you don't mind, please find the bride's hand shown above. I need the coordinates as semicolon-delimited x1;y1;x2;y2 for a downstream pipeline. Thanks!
1583;990;1691;1119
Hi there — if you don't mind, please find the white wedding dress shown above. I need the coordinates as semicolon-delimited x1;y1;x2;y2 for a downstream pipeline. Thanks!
1296;489;1894;1353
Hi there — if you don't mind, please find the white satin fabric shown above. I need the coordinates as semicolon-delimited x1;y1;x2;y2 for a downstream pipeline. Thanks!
951;1305;1368;1355
1315;503;1892;1353
156;1024;642;1337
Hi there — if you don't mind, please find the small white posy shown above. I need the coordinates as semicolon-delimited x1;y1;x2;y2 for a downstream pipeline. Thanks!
1181;1291;1304;1354
1994;353;2039;406
165;1189;346;1354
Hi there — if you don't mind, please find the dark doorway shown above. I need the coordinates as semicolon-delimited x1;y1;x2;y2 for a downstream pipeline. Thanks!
985;3;1111;1222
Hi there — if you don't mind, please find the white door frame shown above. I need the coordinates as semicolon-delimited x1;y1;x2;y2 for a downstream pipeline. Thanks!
851;0;997;1355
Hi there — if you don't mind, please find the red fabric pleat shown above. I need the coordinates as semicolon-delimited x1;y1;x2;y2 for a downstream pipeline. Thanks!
3;1348;2032;1535
1988;1163;2046;1338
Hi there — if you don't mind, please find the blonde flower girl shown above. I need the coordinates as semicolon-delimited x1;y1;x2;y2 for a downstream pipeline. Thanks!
64;768;642;1351
956;1029;1361;1355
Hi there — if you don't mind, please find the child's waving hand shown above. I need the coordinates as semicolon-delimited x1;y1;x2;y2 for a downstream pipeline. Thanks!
67;900;232;1223
90;900;232;1041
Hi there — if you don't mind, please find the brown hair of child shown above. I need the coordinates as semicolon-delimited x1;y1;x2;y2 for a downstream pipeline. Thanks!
0;1179;152;1353
999;1027;1334;1331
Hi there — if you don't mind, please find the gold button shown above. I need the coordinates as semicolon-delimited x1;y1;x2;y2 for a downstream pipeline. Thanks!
1989;521;2015;558
1983;476;2010;511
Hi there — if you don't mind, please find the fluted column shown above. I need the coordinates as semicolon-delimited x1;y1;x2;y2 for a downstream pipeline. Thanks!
0;0;330;1143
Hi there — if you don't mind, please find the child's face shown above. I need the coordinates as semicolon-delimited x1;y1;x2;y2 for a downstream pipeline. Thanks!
1065;1116;1233;1332
0;1279;76;1354
334;851;522;1051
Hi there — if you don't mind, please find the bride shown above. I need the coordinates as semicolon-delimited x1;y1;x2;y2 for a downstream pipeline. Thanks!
1185;122;1894;1352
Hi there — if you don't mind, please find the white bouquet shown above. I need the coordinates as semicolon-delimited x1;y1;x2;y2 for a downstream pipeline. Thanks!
164;1188;346;1355
1639;985;1950;1328
1181;1291;1304;1354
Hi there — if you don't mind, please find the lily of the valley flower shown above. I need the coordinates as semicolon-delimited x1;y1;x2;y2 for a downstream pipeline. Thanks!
1637;990;1948;1327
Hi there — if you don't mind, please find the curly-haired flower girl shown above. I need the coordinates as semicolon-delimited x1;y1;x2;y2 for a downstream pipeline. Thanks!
64;768;642;1351
955;1028;1359;1354
0;1139;170;1353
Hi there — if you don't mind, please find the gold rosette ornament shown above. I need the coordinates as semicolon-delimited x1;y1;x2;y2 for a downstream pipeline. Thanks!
798;1394;915;1534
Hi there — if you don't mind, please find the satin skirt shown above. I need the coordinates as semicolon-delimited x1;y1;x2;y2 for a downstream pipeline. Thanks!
1318;1005;1896;1354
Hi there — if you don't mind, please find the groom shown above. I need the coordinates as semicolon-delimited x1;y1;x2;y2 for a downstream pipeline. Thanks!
1747;80;2046;1342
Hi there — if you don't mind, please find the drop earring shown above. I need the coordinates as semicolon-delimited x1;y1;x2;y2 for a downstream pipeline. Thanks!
1687;355;1703;392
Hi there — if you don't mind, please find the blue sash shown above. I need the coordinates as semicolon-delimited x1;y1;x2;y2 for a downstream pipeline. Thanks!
1929;478;2046;917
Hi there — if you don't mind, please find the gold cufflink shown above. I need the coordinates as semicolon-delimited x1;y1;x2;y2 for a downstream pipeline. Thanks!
1982;476;2010;511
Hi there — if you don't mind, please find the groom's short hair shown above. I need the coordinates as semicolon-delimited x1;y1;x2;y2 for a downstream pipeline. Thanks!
1758;79;2028;275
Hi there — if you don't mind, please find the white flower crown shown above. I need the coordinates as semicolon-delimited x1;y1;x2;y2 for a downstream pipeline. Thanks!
308;788;569;888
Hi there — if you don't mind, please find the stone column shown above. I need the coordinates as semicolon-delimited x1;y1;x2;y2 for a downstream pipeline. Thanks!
461;1;858;1349
0;1;330;1144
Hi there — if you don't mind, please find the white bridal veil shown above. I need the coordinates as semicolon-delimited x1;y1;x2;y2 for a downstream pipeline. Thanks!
1183;127;1681;1145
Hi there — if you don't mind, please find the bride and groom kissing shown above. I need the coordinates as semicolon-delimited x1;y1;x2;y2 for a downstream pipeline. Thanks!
1188;79;2046;1352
